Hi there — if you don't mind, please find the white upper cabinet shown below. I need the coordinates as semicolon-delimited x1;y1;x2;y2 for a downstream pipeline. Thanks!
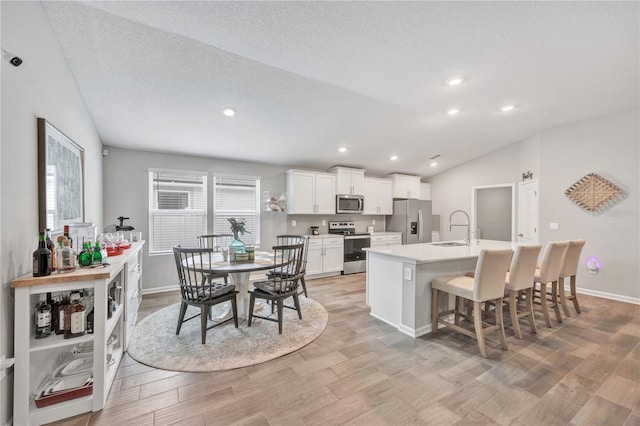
329;166;365;195
388;174;421;199
420;183;431;200
364;177;393;215
287;170;336;214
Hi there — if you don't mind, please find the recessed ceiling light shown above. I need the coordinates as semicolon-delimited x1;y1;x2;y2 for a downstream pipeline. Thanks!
447;76;464;86
338;147;347;153
222;107;236;117
500;104;515;112
447;108;460;115
430;162;438;167
390;155;398;161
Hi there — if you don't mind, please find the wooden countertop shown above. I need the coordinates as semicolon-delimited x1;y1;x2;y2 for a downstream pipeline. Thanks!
11;241;144;288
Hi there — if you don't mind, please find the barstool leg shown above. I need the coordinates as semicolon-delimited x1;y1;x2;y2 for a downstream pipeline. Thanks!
570;276;581;313
558;277;571;316
509;290;522;339
526;287;538;334
431;288;439;334
539;283;552;327
473;301;488;358
495;298;508;351
551;281;563;323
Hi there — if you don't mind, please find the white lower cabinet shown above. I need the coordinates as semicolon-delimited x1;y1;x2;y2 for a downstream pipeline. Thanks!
306;236;344;278
12;242;144;426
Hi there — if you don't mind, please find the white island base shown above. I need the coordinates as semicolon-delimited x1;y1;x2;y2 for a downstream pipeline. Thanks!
365;240;518;338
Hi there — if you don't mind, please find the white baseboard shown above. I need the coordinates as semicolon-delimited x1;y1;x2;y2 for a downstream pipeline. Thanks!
567;285;640;305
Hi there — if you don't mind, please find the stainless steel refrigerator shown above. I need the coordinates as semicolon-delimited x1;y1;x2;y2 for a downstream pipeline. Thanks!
386;199;432;245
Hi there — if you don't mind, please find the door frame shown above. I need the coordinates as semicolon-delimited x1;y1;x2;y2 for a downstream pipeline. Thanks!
471;183;516;242
518;179;540;243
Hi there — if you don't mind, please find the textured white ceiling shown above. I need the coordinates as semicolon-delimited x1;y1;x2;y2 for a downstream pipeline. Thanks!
41;1;639;178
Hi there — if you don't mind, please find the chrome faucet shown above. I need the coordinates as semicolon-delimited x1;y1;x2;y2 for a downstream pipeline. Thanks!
449;210;471;245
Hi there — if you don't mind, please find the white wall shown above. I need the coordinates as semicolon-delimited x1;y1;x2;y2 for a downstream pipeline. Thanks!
102;147;289;292
539;109;639;301
429;109;639;301
1;2;104;423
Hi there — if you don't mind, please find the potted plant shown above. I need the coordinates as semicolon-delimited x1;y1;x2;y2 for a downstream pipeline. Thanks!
228;218;250;257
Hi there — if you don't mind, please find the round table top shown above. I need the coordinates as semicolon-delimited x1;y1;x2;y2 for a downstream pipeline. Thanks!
184;251;280;273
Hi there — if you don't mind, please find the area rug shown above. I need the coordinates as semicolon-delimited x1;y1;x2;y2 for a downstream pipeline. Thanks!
127;297;328;372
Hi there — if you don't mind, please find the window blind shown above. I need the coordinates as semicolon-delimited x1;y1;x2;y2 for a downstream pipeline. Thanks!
148;170;207;254
213;175;260;246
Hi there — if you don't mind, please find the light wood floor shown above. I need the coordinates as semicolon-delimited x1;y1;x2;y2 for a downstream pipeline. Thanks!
50;274;639;426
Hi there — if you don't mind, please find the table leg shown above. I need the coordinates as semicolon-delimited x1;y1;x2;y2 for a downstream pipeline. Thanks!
211;271;264;321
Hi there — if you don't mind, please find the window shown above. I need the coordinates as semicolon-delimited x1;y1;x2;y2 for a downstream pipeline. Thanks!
148;169;207;254
213;175;261;246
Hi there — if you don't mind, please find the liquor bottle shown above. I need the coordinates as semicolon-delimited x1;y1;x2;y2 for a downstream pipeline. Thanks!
32;231;52;277
45;229;56;272
64;292;86;339
63;224;73;249
86;307;95;334
78;242;92;267
56;239;77;273
34;294;52;339
55;293;70;335
92;242;103;265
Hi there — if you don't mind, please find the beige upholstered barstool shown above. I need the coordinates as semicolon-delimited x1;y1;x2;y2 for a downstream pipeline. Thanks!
534;241;569;327
432;249;513;358
504;244;542;339
557;239;586;316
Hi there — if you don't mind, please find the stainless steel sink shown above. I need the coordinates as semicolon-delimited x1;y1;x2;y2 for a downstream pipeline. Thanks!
431;242;469;247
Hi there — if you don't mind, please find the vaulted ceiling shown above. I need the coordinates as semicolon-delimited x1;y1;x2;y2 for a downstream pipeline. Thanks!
42;1;639;178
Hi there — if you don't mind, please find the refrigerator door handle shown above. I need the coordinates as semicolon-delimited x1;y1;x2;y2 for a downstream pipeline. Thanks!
418;210;423;242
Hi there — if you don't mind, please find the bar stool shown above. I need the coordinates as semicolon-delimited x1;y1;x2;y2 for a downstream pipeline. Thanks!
504;245;541;339
534;241;569;327
557;239;586;315
431;249;513;358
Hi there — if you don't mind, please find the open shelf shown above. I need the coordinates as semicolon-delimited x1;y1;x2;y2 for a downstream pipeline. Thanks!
30;333;93;353
28;393;93;425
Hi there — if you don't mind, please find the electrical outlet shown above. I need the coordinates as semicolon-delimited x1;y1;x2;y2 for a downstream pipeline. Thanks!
372;219;376;225
549;222;559;231
292;219;296;227
322;220;326;226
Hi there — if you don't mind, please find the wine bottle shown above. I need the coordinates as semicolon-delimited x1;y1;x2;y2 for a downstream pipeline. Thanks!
34;294;52;339
45;229;56;272
32;231;52;277
63;224;73;249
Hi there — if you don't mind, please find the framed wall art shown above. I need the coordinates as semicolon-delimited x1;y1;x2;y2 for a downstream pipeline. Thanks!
38;118;84;234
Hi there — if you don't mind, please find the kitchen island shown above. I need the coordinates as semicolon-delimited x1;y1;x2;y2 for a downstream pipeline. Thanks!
365;239;518;337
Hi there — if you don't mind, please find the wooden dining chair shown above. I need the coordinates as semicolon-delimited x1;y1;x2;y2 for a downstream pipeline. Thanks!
268;235;310;297
197;234;233;283
173;246;238;344
248;242;305;334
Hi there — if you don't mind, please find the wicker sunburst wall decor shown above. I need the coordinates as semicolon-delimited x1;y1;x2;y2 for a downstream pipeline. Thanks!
565;173;624;214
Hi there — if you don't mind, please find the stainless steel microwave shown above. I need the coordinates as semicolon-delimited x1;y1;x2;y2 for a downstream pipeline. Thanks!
336;194;364;214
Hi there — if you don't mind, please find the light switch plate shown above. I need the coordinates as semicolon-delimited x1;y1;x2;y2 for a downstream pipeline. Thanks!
404;267;412;281
322;220;326;226
549;222;559;231
372;219;376;225
292;219;296;227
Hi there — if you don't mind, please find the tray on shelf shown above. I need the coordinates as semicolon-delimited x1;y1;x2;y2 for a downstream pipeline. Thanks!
34;374;93;408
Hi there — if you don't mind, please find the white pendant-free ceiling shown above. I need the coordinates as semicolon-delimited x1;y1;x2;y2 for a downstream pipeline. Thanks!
41;1;639;177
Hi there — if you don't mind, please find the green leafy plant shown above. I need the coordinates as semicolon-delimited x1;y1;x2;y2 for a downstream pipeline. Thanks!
228;218;250;240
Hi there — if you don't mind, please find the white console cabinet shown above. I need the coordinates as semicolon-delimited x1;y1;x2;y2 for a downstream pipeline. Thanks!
12;242;144;426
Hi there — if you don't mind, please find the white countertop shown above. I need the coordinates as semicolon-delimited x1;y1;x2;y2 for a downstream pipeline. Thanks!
365;239;520;263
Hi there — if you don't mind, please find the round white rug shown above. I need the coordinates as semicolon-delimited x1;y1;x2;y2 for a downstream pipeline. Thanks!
127;297;328;372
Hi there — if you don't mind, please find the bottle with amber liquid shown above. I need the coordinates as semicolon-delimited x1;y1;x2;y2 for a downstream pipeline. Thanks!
34;294;52;339
64;292;86;339
63;224;73;249
45;229;56;272
32;231;52;277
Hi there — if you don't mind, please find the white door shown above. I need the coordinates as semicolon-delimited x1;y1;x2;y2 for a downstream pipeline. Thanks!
518;180;539;243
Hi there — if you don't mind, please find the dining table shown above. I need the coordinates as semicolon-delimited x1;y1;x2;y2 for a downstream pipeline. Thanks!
183;250;281;320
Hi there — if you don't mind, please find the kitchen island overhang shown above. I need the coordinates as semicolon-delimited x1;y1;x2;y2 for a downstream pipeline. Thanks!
365;240;521;338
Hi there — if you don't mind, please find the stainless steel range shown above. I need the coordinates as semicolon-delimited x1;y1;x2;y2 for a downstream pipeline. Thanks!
329;221;370;275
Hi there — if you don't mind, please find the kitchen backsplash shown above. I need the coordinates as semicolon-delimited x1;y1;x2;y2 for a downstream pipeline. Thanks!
286;215;387;235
